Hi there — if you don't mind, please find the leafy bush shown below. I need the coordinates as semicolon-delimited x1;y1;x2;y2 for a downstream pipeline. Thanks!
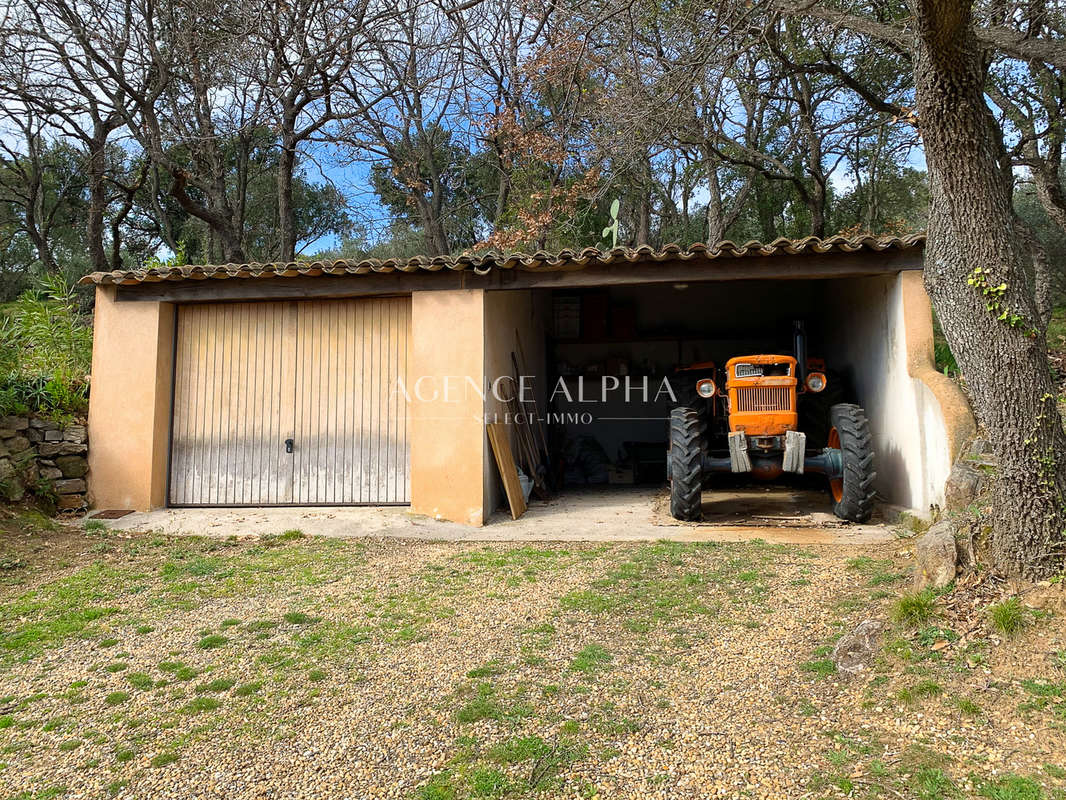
0;275;92;418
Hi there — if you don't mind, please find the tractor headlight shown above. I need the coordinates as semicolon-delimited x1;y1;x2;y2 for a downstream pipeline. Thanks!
805;372;827;393
696;379;716;398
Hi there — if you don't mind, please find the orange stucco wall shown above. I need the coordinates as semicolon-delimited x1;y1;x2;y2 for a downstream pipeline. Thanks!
409;289;487;525
87;287;174;510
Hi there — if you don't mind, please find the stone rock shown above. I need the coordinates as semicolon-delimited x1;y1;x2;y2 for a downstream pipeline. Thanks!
38;442;84;457
43;429;63;442
39;466;63;481
6;436;30;455
944;463;983;511
63;424;87;444
55;455;88;478
3;478;25;502
25;428;42;444
831;619;885;675
54;478;87;494
28;417;58;431
914;520;958;590
56;493;86;510
0;416;29;431
0;458;13;481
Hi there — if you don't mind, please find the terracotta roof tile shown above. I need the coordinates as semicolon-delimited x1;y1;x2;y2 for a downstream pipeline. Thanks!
78;233;925;286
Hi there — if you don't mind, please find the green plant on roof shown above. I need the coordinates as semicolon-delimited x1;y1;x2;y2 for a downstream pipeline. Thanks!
601;199;620;249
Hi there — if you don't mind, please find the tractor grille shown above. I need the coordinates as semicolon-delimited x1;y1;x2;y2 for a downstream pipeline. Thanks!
735;386;792;412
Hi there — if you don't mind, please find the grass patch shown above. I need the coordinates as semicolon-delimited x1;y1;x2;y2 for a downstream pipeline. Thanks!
158;661;197;681
150;751;179;767
234;681;263;697
557;542;735;628
893;590;937;628
974;773;1047;799
104;691;129;707
898;680;943;704
846;556;906;586
181;696;221;714
195;678;236;694
467;660;506;679
989;597;1029;636
0;561;135;664
197;634;229;650
283;611;317;626
570;644;612;673
126;672;153;690
800;659;837;678
454;684;531;724
416;771;458;800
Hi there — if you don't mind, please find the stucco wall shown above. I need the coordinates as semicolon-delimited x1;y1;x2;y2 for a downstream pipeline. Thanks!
409;289;488;525
823;272;974;513
87;286;174;510
482;290;548;517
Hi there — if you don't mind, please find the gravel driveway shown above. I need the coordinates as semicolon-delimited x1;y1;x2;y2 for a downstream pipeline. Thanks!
0;519;1063;799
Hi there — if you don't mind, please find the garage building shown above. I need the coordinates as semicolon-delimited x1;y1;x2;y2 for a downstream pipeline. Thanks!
82;234;974;525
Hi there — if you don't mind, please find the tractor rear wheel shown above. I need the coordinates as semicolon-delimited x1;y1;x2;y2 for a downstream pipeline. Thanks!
669;406;704;521
827;403;876;522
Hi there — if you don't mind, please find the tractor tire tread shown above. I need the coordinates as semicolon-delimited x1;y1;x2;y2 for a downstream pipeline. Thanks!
829;403;876;523
670;406;704;521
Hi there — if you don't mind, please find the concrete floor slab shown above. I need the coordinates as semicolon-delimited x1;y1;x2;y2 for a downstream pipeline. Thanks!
93;486;898;544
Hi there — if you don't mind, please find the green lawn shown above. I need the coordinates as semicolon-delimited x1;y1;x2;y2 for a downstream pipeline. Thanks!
0;514;1063;799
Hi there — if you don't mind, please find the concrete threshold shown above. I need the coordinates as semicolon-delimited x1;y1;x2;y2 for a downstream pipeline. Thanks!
93;486;899;545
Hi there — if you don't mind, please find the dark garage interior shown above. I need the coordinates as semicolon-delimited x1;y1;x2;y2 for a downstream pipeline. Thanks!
540;280;869;491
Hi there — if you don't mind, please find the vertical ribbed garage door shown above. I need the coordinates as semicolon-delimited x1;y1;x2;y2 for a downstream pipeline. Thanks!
168;298;411;506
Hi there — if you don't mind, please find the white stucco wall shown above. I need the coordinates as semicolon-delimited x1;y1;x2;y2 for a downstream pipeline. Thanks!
824;273;959;513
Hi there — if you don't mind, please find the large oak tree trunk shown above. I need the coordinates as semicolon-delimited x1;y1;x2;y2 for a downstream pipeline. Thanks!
912;0;1066;577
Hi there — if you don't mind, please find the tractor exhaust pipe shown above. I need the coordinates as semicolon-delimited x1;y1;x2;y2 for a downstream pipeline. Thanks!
793;320;808;383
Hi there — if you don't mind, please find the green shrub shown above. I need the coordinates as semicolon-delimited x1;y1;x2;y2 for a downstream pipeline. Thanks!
0;275;92;419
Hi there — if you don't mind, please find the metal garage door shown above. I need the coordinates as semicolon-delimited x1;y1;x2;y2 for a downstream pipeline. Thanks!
168;298;411;506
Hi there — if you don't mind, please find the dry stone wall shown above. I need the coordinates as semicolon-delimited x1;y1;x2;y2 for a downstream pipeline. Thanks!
0;415;89;512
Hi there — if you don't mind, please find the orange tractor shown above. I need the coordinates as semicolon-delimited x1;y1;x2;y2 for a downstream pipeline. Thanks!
668;322;875;522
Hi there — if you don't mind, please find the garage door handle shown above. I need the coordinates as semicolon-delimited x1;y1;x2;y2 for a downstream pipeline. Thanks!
284;438;294;454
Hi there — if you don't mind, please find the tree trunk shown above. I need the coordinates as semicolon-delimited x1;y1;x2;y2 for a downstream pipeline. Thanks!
415;195;449;257
704;149;725;243
912;0;1066;577
809;186;826;238
278;132;297;262
636;189;651;246
1031;158;1066;237
86;128;109;272
169;170;247;263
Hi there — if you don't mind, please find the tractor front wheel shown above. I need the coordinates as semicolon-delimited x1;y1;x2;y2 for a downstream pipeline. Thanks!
827;403;876;522
669;406;704;521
